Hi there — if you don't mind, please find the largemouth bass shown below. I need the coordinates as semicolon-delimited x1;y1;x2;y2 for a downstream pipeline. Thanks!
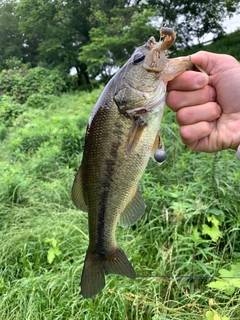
72;27;194;298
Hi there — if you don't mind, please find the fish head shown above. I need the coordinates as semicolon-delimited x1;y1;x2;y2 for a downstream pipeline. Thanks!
113;35;170;115
113;27;193;116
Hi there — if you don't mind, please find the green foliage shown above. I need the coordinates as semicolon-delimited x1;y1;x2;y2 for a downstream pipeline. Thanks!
45;237;62;264
0;0;239;83
147;0;239;48
0;66;67;126
205;310;229;320
15;0;91;84
0;0;24;71
81;0;240;78
25;93;55;110
4;57;27;70
0;66;66;104
175;29;240;61
202;215;223;242
60;126;85;161
0;163;32;204
0;124;8;140
80;8;158;78
10;126;51;155
0;95;25;126
207;263;240;295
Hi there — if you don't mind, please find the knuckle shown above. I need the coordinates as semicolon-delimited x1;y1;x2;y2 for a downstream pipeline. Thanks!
210;103;220;119
166;91;179;109
179;125;193;141
176;107;191;125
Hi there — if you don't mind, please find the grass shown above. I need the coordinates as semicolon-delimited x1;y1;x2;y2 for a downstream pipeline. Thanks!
0;88;240;319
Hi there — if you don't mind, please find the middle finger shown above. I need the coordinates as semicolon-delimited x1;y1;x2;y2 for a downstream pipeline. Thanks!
166;86;216;111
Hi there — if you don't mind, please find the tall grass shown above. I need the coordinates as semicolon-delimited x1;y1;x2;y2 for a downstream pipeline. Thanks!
0;89;239;319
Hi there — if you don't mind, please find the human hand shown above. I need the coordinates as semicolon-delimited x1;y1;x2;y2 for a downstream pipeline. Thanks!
166;51;240;152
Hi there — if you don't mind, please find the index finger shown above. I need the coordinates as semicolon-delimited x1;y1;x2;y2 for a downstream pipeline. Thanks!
167;70;209;91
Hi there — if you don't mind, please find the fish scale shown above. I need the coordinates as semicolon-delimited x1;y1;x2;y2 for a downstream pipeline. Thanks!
72;26;194;298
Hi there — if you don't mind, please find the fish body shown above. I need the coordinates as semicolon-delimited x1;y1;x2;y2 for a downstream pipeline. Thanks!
72;28;193;298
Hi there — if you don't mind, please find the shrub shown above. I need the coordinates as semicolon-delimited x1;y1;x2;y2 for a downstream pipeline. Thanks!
0;164;31;204
0;95;25;126
0;125;8;141
60;126;85;160
24;93;55;109
0;66;67;104
10;127;51;156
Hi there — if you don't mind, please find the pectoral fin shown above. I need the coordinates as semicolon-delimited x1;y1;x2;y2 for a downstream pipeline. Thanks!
126;117;147;155
72;165;88;212
162;57;194;81
118;189;146;227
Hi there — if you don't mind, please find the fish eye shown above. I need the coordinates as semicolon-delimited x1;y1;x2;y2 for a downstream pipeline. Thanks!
132;52;145;64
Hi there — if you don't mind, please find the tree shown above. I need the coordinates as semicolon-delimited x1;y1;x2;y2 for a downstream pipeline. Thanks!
80;1;159;80
146;0;240;48
80;0;240;79
16;0;92;85
1;0;239;84
0;0;24;71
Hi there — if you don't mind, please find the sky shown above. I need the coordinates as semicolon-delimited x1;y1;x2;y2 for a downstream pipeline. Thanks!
223;13;240;33
201;12;240;43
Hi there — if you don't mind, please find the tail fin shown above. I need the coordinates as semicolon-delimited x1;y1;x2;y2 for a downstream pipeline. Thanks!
80;246;136;298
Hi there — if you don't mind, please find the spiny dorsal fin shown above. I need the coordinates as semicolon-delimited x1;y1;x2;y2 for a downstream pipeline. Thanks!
72;165;88;212
118;189;146;227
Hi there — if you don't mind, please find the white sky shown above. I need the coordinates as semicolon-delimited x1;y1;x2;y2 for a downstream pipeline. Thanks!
223;13;240;33
200;12;240;43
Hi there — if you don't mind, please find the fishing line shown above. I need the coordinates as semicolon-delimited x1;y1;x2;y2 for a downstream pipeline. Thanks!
137;274;240;280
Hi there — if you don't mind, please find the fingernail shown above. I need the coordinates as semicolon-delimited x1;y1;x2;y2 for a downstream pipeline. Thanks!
209;86;216;101
196;73;208;87
218;105;222;116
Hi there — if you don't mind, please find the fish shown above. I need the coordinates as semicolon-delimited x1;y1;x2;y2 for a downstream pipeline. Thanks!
72;27;194;298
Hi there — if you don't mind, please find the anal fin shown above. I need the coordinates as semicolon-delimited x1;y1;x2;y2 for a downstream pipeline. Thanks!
118;189;146;227
72;165;88;212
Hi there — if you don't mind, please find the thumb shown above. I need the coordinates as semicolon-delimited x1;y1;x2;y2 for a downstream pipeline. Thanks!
190;51;220;75
191;51;239;76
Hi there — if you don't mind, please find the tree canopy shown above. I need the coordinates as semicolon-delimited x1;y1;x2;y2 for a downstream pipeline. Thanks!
0;0;239;84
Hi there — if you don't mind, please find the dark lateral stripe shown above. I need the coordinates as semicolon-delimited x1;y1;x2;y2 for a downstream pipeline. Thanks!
96;140;121;254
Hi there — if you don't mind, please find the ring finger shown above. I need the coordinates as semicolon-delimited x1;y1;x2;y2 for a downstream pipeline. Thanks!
176;102;222;126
